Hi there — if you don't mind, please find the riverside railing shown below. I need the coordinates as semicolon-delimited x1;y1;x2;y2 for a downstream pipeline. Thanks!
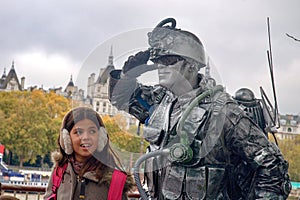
0;183;140;200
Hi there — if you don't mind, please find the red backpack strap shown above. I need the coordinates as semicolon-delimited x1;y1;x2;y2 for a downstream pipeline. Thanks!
107;169;127;200
47;162;68;200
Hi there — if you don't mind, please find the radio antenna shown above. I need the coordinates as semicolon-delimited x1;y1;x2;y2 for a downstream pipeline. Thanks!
266;17;280;129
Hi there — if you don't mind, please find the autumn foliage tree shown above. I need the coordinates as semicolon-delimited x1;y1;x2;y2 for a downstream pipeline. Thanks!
276;135;300;181
268;133;300;181
102;114;149;171
102;114;148;153
0;90;71;167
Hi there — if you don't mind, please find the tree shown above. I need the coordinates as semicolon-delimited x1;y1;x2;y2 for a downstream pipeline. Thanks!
270;134;300;181
0;90;71;167
101;115;150;170
282;135;300;181
102;115;148;153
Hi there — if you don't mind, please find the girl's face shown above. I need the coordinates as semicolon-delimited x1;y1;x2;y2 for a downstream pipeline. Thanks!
70;119;99;163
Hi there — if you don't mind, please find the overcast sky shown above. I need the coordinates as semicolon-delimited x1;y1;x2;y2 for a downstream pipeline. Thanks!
0;0;299;115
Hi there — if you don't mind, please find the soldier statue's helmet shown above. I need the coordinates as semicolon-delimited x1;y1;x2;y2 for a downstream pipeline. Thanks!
147;18;206;69
234;88;255;102
234;88;259;107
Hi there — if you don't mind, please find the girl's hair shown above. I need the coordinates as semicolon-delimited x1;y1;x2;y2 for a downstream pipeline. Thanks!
63;106;104;132
56;106;124;179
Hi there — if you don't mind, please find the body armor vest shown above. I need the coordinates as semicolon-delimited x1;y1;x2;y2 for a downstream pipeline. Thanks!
143;86;234;200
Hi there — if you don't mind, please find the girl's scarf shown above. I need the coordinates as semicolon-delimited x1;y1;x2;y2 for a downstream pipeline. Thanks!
70;156;83;174
69;156;96;175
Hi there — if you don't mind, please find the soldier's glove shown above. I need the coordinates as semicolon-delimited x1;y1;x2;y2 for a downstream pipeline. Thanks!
123;50;150;74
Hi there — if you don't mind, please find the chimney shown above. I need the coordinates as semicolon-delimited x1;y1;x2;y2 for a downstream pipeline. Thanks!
21;77;25;90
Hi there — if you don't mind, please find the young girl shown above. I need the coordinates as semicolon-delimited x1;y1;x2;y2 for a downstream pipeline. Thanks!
44;107;135;200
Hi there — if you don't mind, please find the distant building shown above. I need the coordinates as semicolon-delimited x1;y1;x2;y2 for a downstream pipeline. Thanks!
0;61;25;92
86;47;137;128
0;61;87;104
277;114;300;140
52;75;86;103
87;47;118;116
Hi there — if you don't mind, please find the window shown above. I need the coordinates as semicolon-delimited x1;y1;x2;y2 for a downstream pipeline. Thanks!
108;105;111;114
280;119;286;125
103;102;107;113
290;120;297;126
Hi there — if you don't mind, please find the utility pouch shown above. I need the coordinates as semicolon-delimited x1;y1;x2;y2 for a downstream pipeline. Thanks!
185;166;226;200
206;166;226;199
162;165;185;199
186;166;206;200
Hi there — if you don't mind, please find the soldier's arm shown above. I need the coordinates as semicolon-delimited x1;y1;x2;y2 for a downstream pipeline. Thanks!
225;103;291;199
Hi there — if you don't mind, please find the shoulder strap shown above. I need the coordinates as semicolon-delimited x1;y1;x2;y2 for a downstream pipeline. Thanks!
107;169;127;200
48;162;68;200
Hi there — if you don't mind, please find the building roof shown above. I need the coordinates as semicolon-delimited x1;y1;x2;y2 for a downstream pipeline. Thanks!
67;75;74;87
280;114;300;126
96;46;115;85
96;64;115;85
0;62;22;91
0;68;6;88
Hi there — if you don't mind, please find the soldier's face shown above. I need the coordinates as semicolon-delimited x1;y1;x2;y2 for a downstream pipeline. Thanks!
158;60;198;91
158;60;183;87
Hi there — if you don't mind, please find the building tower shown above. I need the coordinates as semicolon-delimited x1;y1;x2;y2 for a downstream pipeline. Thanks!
88;46;118;116
0;61;25;92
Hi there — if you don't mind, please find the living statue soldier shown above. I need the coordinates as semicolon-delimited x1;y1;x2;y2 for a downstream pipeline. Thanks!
108;18;291;200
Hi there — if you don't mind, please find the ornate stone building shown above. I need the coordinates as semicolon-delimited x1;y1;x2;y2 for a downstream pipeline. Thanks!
50;75;85;103
277;114;300;140
86;47;137;128
87;47;118;116
0;61;25;92
0;61;85;104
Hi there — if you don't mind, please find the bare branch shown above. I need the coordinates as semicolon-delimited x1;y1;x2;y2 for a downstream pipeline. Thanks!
286;33;300;42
